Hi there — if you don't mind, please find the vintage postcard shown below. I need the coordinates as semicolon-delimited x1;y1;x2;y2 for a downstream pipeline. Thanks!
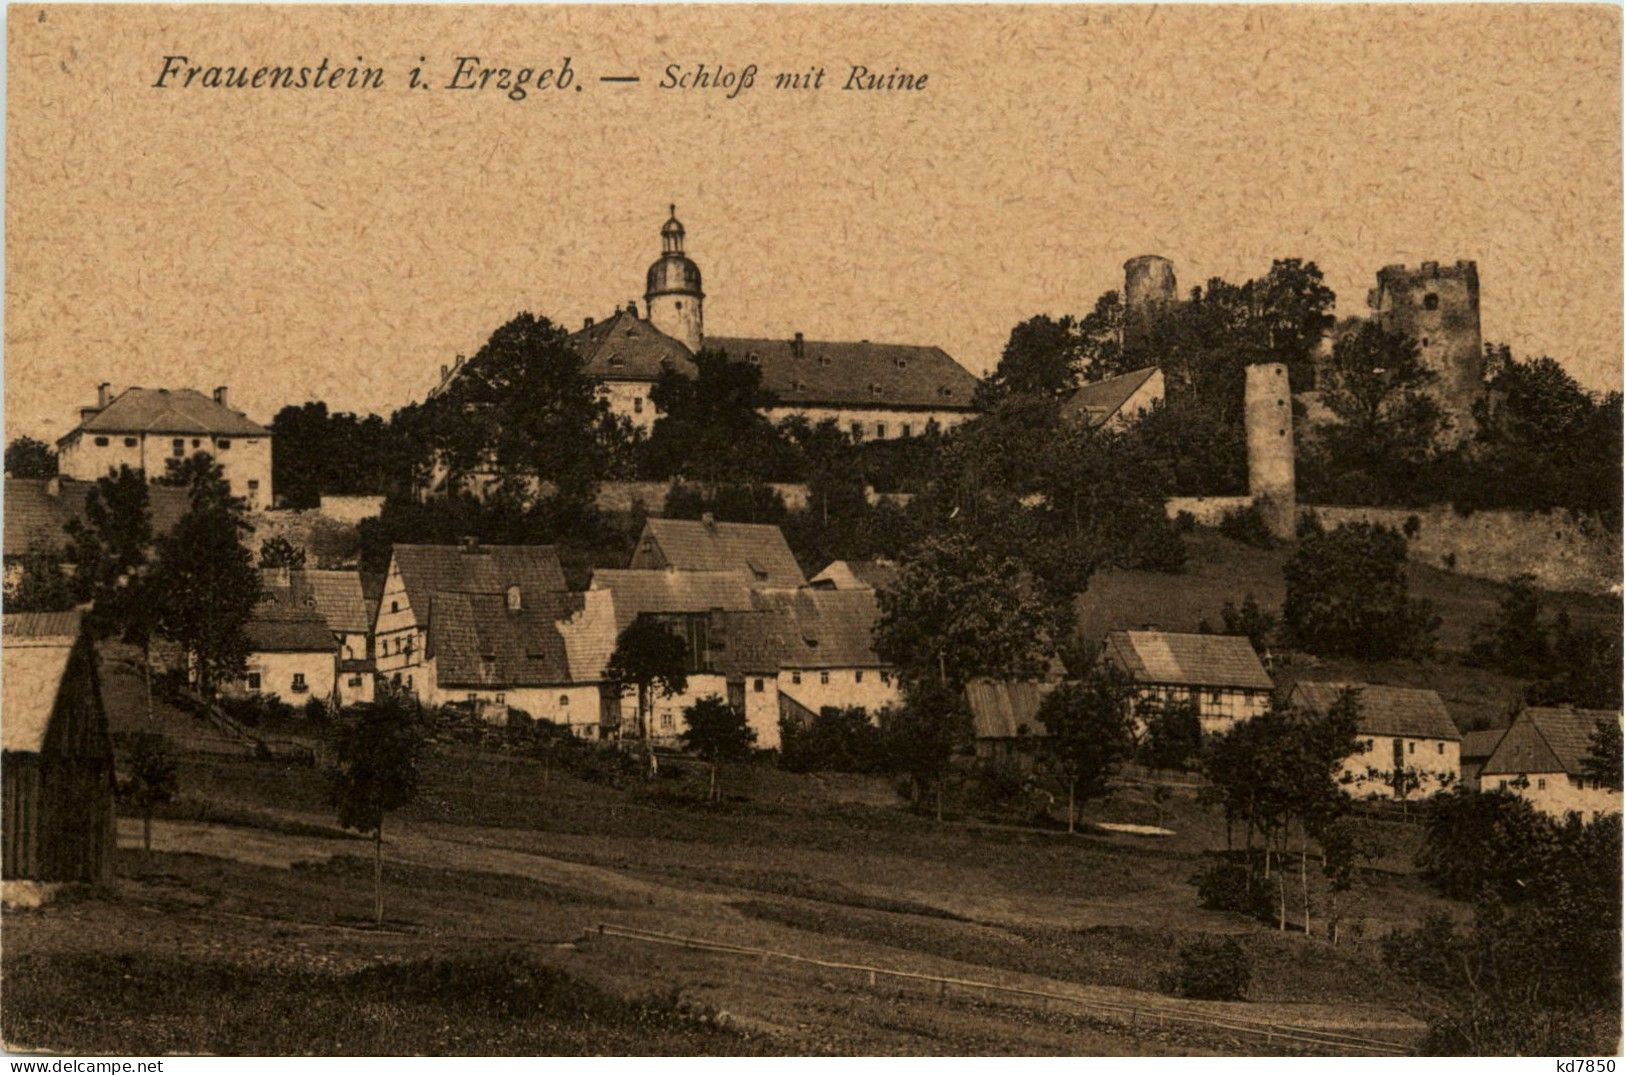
2;2;1621;1060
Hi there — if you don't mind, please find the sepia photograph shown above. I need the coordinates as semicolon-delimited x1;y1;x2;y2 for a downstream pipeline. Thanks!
1;2;1621;1059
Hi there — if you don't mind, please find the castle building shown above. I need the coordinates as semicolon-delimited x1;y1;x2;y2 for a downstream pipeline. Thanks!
55;385;273;509
539;208;981;440
1367;260;1484;438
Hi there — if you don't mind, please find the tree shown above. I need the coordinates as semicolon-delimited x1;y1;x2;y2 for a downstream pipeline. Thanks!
1581;719;1623;792
976;314;1086;406
1139;696;1203;774
329;693;423;927
6;554;77;612
875;532;1056;690
258;536;307;569
1526;612;1623;710
680;696;756;801
5;435;57;478
270;401;412;509
877;679;971;821
1467;574;1551;678
643;348;791;483
1205;593;1276;657
120;733;178;858
603;617;690;761
1416;788;1561;902
1038;669;1136;832
160;452;243;512
63;467;160;715
149;499;261;700
1281;517;1439;660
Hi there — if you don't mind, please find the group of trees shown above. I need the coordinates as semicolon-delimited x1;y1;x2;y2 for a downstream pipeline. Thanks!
1469;574;1623;710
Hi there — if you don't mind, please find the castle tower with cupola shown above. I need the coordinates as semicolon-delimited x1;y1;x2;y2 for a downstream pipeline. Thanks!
644;205;704;354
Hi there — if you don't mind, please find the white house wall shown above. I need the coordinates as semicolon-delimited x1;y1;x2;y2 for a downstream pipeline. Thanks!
59;432;273;510
1484;770;1623;821
1341;736;1460;800
238;650;335;706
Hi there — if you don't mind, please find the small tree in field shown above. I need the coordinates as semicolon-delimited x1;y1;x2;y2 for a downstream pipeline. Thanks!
120;733;178;859
1039;668;1136;832
879;679;972;821
680;696;756;801
329;694;423;927
603;617;690;761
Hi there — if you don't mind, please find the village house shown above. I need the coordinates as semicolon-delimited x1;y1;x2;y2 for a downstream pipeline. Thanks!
423;588;616;735
2;611;116;886
1460;727;1508;790
261;568;377;706
1288;681;1461;800
751;587;902;730
372;542;569;698
808;559;900;592
236;602;338;706
54;385;273;509
3;476;189;595
629;515;806;587
1100;629;1274;736
1060;366;1165;430
1479;706;1623;821
965;678;1057;765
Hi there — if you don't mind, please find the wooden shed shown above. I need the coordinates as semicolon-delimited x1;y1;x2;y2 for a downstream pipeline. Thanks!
2;610;116;883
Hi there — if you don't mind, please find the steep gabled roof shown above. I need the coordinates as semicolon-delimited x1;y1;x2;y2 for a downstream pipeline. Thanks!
589;569;756;634
711;609;796;678
1460;728;1507;763
4;478;190;559
2;610;84;753
429;591;582;689
245;600;338;654
965;679;1057;740
747;588;885;669
1289;681;1459;741
1103;630;1274;691
391;544;568;630
636;518;805;586
1483;707;1620;777
706;335;979;411
570;308;697;383
65;387;268;440
260;568;371;635
1061;366;1161;428
810;559;901;592
556;588;619;683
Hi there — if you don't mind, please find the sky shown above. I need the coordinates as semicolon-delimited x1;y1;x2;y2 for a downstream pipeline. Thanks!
6;4;1621;442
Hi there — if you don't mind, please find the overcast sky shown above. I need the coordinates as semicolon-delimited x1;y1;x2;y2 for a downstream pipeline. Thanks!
7;4;1620;441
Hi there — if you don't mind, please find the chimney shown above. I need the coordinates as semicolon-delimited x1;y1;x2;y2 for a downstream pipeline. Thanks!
213;386;229;408
460;535;480;553
701;511;717;532
627;299;638;319
791;332;804;359
440;364;449;380
584;316;594;329
96;382;111;408
45;475;61;498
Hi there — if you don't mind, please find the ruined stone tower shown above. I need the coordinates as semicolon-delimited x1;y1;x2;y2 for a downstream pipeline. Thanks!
1122;254;1177;344
1245;362;1296;540
1368;260;1483;439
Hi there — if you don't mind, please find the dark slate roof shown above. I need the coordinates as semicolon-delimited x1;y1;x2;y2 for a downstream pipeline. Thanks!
637;518;805;586
64;387;268;440
1061;366;1160;427
428;591;583;688
1103;630;1274;691
392;544;568;630
589;569;756;634
1460;728;1507;763
261;569;372;635
245;606;337;653
965;679;1056;740
4;478;190;559
747;588;885;669
1290;681;1459;741
570;308;697;383
711;609;796;678
707;335;979;411
1483;707;1620;777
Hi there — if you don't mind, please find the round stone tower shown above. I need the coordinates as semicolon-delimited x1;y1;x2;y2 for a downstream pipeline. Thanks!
1123;254;1177;343
1245;362;1296;540
645;205;704;354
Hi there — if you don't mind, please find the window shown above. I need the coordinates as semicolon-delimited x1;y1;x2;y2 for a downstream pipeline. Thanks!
192;439;201;449
753;678;765;693
218;439;232;450
497;693;506;704
559;694;569;706
850;421;864;440
1423;293;1439;311
292;673;308;693
94;436;109;447
820;671;831;685
791;672;802;685
247;480;260;492
634;397;643;414
391;600;400;613
172;439;185;456
1437;742;1445;754
1537;777;1547;790
1407;741;1415;754
247;672;261;690
661;712;674;730
348;676;362;687
407;674;413;688
123;437;137;447
901;424;912;438
880;671;891;686
1497;779;1507;790
468;693;477;703
876;423;887;439
1208;689;1223;705
855;670;864;683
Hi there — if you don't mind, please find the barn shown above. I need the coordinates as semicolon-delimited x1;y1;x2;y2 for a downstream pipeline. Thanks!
2;610;116;884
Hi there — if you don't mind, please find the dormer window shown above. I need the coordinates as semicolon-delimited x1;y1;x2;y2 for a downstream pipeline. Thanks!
895;358;908;370
506;585;522;612
817;355;831;367
608;356;625;368
747;352;761;366
869;383;883;396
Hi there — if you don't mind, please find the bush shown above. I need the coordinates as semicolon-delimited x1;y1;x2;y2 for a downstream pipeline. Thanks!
664;480;788;526
1282;517;1439;660
1193;861;1273;920
1162;938;1250;1001
1218;502;1275;548
303;697;330;723
779;706;888;773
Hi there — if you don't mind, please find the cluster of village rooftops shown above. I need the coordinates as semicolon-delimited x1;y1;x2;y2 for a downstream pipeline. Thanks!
26;504;1620;824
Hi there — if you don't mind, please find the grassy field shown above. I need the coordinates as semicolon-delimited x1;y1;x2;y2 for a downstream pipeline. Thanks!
6;656;1453;1056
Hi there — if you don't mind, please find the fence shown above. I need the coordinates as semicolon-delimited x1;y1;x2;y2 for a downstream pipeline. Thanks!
589;923;1413;1056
